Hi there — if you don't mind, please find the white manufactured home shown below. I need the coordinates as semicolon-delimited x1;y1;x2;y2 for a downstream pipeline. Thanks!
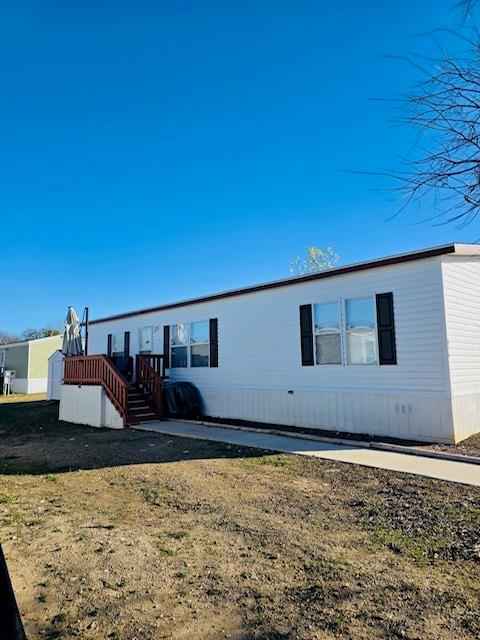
60;244;480;443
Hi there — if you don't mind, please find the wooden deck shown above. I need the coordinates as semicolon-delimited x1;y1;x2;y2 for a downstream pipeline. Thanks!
63;354;165;426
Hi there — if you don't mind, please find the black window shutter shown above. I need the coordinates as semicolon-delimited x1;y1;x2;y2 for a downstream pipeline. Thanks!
299;304;314;366
124;331;130;358
163;325;170;368
209;318;218;367
376;292;397;365
107;334;112;357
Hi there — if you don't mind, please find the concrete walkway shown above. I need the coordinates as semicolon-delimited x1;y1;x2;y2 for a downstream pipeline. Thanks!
134;420;480;487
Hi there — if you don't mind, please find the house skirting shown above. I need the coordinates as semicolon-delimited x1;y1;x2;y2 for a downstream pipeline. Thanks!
195;386;456;444
59;384;123;429
58;383;466;444
452;393;480;443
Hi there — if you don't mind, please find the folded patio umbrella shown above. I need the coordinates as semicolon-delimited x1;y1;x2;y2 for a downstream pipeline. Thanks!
62;306;84;356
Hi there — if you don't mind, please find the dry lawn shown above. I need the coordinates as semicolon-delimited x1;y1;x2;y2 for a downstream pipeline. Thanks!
0;400;479;639
0;392;47;404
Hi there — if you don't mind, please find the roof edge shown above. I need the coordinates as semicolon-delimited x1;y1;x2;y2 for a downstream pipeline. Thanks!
90;243;465;326
0;334;62;349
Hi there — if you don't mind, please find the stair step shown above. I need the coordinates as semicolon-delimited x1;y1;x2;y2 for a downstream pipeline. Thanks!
125;382;160;425
128;414;158;425
134;412;157;417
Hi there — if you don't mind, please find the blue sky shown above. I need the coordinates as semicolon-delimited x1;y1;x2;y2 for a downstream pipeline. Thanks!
0;1;476;334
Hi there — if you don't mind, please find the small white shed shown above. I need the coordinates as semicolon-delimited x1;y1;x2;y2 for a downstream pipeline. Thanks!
47;350;64;401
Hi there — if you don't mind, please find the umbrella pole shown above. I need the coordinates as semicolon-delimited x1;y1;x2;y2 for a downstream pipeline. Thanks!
84;307;89;356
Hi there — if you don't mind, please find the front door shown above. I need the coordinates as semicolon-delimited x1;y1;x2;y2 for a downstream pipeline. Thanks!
139;326;153;353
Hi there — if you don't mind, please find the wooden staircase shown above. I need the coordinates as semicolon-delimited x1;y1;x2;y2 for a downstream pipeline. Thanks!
63;353;166;427
126;385;159;425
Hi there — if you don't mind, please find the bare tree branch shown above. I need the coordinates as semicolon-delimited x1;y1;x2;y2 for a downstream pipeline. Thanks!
0;332;20;346
454;0;479;19
386;26;480;225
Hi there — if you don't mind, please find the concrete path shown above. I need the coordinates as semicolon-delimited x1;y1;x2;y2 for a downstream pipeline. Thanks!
134;420;480;488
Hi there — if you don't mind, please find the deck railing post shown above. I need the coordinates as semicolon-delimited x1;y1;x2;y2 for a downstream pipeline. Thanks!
63;353;165;424
63;354;130;424
136;354;164;420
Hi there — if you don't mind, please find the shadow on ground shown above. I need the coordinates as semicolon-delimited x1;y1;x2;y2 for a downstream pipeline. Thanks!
0;401;265;475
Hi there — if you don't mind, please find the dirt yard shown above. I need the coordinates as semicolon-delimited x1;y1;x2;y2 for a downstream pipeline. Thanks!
425;433;480;458
0;401;479;640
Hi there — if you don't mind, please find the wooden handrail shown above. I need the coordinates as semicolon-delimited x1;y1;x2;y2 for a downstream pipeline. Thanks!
136;354;164;419
137;353;165;379
63;354;130;426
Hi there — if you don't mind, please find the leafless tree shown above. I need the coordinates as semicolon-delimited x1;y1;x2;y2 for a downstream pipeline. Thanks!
0;331;20;345
387;25;480;227
22;327;60;341
361;1;480;226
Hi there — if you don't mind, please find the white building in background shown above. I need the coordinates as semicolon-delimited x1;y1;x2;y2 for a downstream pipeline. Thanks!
0;335;62;395
60;244;480;444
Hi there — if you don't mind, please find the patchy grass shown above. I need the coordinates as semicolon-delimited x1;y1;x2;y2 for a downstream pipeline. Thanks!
0;402;479;639
243;454;292;469
44;473;59;483
371;527;450;564
357;483;480;563
167;530;188;540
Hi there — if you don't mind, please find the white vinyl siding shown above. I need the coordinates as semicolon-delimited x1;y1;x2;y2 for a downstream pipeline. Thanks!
87;257;454;442
442;257;480;441
442;258;480;396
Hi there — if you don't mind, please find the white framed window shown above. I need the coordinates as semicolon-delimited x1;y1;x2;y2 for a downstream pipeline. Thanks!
111;332;125;357
139;326;153;353
313;302;342;364
190;320;209;367
171;322;189;368
170;320;210;368
345;296;377;364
